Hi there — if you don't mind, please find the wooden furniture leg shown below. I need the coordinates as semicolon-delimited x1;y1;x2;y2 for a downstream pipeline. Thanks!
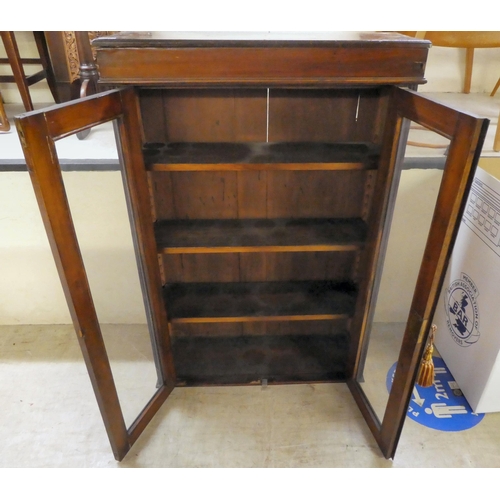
1;31;34;110
75;31;100;139
464;47;474;94
75;31;100;99
0;31;60;111
0;92;10;132
33;31;60;103
491;77;500;97
494;109;500;152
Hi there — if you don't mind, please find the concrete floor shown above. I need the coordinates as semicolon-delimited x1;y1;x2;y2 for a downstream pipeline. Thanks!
1;323;500;467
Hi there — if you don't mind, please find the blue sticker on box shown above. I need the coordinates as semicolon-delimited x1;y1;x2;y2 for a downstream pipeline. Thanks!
386;356;484;431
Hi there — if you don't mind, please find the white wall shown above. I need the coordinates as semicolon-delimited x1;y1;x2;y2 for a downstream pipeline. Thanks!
423;45;500;94
0;171;148;324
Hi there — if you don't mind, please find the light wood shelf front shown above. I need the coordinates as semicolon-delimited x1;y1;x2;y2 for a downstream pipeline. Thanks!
144;141;380;172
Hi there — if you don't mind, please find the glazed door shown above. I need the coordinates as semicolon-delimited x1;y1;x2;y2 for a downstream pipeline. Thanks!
347;87;489;459
15;88;175;461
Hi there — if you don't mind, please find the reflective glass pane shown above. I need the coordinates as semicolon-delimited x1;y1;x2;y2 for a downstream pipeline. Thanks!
56;122;159;427
359;120;450;421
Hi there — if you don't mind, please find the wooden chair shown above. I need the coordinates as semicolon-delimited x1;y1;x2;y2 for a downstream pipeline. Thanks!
401;31;500;94
0;31;59;111
401;32;500;153
41;32;116;139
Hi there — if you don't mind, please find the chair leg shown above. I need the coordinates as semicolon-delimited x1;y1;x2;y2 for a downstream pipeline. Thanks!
0;31;34;111
464;48;474;94
0;92;11;132
33;31;60;103
494;109;500;153
491;77;500;97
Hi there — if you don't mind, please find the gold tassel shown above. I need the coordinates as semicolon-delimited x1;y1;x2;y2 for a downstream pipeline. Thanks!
417;324;436;388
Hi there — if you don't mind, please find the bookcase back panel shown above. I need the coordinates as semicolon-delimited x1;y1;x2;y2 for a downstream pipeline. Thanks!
139;88;387;144
150;170;369;220
161;251;358;284
140;89;268;143
268;88;387;143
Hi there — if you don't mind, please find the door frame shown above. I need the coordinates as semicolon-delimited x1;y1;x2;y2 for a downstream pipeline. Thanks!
347;86;489;459
15;88;176;461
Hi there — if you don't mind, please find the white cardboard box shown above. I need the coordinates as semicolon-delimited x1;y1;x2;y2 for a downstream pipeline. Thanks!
433;164;500;413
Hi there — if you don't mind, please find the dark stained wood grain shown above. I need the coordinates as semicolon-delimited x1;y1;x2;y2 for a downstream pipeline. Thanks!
237;171;267;219
152;89;268;143
93;31;429;47
139;88;387;146
92;31;430;89
167;171;239;220
269;170;368;219
144;141;379;171
161;251;358;284
95;45;429;87
269;89;385;143
155;217;367;253
164;280;357;323
172;333;350;385
150;169;370;221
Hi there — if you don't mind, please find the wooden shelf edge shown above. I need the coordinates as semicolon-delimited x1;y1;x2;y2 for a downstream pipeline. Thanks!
170;313;350;324
144;141;380;172
163;280;358;323
155;218;368;255
160;244;362;254
148;162;371;172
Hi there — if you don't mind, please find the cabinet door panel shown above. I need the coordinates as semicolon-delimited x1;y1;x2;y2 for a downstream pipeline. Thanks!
15;89;175;461
348;87;489;459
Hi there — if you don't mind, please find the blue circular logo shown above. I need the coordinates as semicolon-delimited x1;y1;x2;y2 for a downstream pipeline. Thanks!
387;356;484;431
444;273;480;347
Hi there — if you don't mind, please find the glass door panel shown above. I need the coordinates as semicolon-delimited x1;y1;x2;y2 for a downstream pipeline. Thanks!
359;123;448;421
15;89;175;460
348;87;489;459
57;124;158;427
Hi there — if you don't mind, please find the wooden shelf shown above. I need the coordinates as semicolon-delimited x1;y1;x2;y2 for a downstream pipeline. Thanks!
144;141;380;171
164;280;357;323
172;333;350;385
155;217;367;254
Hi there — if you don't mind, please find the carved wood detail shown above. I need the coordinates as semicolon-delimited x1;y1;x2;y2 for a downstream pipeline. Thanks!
63;31;117;83
62;31;79;83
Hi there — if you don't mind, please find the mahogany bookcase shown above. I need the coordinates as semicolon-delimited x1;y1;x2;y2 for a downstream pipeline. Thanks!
15;32;488;460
